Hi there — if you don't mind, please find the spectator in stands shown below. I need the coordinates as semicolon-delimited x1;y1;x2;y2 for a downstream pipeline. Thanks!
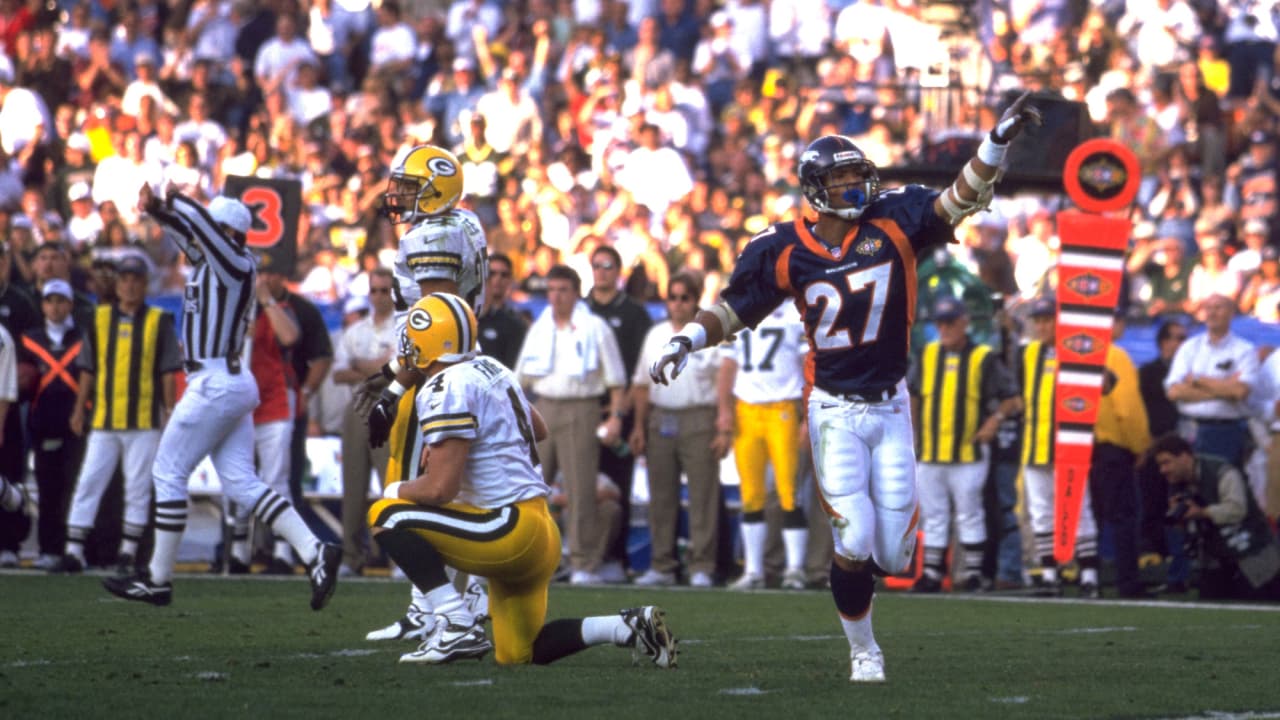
253;13;317;100
91;130;160;229
1187;229;1244;313
1240;245;1280;321
1131;232;1194;319
1225;130;1280;247
64;182;102;252
1147;144;1200;247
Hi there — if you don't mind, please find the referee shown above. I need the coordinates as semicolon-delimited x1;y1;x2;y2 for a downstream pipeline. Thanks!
104;184;340;608
55;256;181;574
909;296;1021;593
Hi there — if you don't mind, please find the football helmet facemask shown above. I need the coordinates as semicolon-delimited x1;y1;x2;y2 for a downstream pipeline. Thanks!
381;145;464;224
798;135;880;221
399;292;479;370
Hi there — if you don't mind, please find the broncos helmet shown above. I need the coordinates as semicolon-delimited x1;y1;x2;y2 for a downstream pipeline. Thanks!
399;292;479;370
381;145;464;224
798;135;881;221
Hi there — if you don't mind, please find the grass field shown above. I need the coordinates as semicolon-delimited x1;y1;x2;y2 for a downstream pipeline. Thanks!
2;572;1277;720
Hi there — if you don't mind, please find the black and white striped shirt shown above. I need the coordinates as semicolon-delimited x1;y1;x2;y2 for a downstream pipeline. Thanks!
150;193;255;363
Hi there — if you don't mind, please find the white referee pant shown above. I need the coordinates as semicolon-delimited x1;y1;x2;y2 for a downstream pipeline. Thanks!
917;458;989;549
154;359;266;507
807;385;918;575
66;429;161;531
227;416;293;523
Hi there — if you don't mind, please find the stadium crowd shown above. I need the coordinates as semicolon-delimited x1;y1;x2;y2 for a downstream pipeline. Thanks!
2;0;1280;601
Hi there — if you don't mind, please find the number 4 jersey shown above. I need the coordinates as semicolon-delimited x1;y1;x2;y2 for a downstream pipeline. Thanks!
722;185;952;396
414;355;548;509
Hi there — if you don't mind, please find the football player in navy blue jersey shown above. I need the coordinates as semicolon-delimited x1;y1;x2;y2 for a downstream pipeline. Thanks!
651;92;1042;683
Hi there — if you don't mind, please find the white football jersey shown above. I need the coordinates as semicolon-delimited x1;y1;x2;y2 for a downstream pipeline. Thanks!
414;354;548;509
721;302;808;404
393;207;488;316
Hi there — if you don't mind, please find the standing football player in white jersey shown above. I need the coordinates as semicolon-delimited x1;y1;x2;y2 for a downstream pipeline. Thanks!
350;144;491;642
368;293;677;667
718;302;811;590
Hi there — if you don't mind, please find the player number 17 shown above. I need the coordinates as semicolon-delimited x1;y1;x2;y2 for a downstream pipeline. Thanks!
805;262;892;350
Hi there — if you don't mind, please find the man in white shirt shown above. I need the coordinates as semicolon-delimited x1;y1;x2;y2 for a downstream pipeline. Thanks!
1165;293;1259;469
514;265;627;585
630;272;722;588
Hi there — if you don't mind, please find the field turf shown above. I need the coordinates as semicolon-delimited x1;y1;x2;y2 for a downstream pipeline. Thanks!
1;572;1277;719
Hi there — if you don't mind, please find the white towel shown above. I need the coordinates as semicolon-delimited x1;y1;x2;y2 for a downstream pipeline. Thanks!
519;301;601;378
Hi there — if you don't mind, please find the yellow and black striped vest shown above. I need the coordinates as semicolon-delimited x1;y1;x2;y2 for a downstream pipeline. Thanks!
917;340;991;464
1020;340;1056;467
92;304;166;431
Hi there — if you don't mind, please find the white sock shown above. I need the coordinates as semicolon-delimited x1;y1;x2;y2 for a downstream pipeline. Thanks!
0;478;22;511
782;528;808;573
267;507;319;564
65;540;86;562
740;521;766;577
273;540;293;563
411;583;430;610
581;615;630;647
149;528;182;584
426;585;469;625
1080;567;1098;586
231;539;252;565
1042;567;1058;584
840;603;877;653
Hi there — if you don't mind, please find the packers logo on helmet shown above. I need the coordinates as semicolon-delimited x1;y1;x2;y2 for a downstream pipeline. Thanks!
380;144;464;223
401;293;478;370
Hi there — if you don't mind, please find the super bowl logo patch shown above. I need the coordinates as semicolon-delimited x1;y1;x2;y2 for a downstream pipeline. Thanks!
1063;395;1092;414
1064;272;1112;298
855;237;882;256
1062;333;1096;355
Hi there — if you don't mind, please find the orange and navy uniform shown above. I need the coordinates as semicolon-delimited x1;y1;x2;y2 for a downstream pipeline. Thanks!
721;186;951;396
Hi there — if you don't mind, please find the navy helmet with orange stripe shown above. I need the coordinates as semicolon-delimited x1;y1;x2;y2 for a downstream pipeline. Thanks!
798;135;881;222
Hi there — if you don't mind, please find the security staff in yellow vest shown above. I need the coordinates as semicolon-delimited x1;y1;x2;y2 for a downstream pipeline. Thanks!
908;296;1021;593
1016;295;1103;596
52;257;181;574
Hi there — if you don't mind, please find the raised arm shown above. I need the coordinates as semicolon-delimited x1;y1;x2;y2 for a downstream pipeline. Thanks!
932;91;1043;226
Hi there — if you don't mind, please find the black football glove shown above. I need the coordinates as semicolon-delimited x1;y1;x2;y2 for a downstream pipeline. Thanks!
990;90;1044;144
367;389;399;449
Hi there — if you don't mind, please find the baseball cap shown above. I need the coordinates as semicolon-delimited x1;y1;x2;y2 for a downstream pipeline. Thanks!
208;196;252;234
343;294;370;316
1245;218;1269;236
933;296;967;322
710;10;731;27
117;255;149;276
42;278;73;300
1249;129;1275;145
1262;245;1279;262
1028;295;1056;318
68;181;92;202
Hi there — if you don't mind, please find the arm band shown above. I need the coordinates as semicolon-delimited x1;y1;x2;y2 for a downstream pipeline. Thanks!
679;322;708;352
387;380;408;398
976;136;1009;167
383;481;403;499
707;302;745;338
387;356;403;376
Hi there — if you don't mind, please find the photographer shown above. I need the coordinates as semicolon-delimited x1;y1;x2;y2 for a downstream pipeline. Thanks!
1151;433;1280;601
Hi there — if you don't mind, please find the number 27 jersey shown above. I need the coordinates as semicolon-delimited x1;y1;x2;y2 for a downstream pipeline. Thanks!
721;185;952;396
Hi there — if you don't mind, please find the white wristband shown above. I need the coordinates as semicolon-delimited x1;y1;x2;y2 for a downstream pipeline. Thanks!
977;136;1008;167
383;481;404;499
387;356;403;375
387;380;407;398
680;322;708;352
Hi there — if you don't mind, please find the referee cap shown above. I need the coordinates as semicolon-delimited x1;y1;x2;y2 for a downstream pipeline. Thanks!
208;196;252;235
117;256;149;276
1028;295;1056;318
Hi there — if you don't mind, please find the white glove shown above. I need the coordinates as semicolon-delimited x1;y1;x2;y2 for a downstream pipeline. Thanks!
648;337;692;386
990;90;1043;144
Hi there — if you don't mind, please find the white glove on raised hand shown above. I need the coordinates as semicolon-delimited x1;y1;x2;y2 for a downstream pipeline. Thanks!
649;337;693;386
990;90;1044;144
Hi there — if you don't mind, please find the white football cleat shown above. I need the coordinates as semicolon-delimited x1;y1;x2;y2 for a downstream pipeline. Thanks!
850;648;886;683
781;569;807;590
399;619;492;664
366;603;436;642
621;606;677;669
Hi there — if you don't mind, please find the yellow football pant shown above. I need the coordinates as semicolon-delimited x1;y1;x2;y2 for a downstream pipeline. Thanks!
734;398;804;514
367;496;562;665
